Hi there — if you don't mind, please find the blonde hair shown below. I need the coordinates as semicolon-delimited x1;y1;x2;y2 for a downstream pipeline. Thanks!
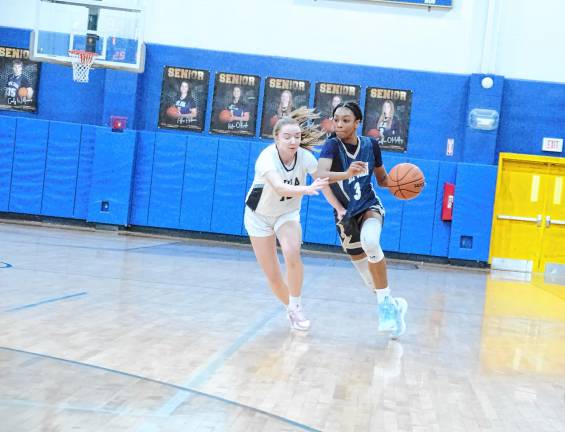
273;106;325;150
377;99;395;130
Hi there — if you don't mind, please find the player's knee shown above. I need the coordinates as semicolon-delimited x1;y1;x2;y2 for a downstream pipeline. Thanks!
360;218;384;263
280;243;301;266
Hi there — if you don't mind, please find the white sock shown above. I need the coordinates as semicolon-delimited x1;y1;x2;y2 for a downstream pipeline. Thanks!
352;257;374;290
376;287;391;304
288;295;301;311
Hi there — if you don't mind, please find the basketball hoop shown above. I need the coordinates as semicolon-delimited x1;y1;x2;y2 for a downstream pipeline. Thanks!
69;50;97;83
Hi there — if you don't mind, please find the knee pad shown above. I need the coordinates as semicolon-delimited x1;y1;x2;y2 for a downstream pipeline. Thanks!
360;217;384;263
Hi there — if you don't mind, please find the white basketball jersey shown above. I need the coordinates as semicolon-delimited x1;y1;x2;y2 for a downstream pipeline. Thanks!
245;144;318;217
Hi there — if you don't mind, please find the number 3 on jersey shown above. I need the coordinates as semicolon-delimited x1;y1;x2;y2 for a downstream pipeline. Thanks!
353;182;361;200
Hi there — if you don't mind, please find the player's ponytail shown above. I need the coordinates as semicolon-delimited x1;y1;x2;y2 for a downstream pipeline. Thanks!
273;106;325;150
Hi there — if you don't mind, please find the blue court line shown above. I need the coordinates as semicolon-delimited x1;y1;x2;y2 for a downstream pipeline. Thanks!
154;305;282;418
0;262;12;268
4;292;87;312
0;347;321;432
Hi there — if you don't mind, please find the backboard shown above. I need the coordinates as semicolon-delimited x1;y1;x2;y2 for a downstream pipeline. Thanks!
30;0;146;73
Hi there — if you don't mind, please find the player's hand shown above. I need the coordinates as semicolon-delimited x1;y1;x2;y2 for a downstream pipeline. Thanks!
336;207;346;221
305;177;329;195
347;161;367;178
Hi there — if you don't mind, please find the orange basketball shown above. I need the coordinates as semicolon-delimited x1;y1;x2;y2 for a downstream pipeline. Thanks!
17;87;28;98
387;163;425;200
320;118;334;132
166;106;180;118
219;109;232;123
367;128;381;138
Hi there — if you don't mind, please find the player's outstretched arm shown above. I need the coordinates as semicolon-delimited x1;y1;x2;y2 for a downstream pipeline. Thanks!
264;171;329;197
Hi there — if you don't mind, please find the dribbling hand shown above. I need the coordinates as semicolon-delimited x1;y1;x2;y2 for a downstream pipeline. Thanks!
306;177;329;195
347;161;368;178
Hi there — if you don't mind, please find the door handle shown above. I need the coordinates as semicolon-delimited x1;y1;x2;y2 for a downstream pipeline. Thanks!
546;216;565;226
497;214;542;226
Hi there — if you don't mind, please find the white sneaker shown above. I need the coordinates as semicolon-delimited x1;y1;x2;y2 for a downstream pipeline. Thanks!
287;307;311;331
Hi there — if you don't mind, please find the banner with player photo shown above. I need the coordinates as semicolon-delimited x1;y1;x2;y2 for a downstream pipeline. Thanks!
363;87;412;152
210;72;260;136
314;82;361;134
0;46;40;113
158;66;209;131
260;77;310;138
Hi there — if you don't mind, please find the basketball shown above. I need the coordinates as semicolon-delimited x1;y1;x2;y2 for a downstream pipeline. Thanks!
387;163;425;200
166;106;180;118
367;128;381;138
219;109;232;123
320;118;334;132
17;87;28;98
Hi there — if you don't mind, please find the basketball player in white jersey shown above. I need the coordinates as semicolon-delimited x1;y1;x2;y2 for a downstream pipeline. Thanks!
245;108;364;331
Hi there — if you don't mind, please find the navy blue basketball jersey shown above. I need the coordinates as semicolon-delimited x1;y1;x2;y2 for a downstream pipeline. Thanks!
4;74;30;101
227;100;247;118
175;96;196;114
329;136;382;218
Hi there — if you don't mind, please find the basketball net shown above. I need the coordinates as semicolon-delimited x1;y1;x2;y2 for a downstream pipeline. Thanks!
69;50;96;83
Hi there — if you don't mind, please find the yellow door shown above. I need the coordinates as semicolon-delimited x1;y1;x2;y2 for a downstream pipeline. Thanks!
540;163;565;272
490;157;548;272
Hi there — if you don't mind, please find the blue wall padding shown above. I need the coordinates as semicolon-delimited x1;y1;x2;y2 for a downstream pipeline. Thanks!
102;70;139;128
9;118;49;215
406;74;469;162
462;74;504;164
241;141;269;236
497;79;565;159
73;125;95;219
398;159;439;255
379;154;407;252
41;121;81;218
299;177;311;240
304;192;336;245
448;163;498;261
431;161;457;257
0;116;16;211
211;139;251;235
87;128;136;225
180;136;220;232
130;131;156;226
147;133;187;229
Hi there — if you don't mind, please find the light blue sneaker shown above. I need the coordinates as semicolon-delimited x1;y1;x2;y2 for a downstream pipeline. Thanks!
378;296;408;338
391;297;408;340
377;296;397;332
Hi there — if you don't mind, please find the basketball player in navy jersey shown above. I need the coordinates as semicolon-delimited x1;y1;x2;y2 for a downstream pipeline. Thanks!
174;81;197;121
3;59;33;105
317;101;407;339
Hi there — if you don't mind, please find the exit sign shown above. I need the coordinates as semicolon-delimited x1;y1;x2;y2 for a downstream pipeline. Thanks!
542;137;563;153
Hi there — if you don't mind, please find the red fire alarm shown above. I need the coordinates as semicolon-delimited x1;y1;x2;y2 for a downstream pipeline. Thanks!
110;115;127;132
441;182;455;221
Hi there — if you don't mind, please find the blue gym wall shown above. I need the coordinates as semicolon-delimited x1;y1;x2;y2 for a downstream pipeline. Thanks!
1;25;564;263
